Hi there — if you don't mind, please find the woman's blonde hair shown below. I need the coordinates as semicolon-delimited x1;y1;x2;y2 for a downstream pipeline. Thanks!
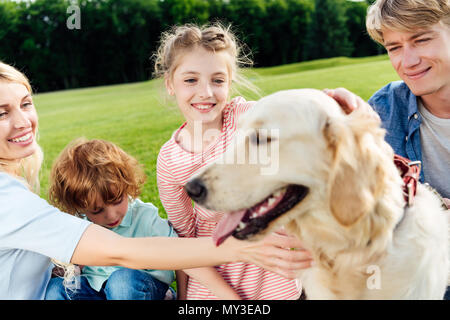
366;0;450;44
153;22;260;98
49;138;146;216
0;61;43;193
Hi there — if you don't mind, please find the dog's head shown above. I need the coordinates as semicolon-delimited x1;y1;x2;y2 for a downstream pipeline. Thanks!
185;89;402;247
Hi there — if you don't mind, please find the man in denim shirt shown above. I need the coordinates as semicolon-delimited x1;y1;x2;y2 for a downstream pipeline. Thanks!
327;0;449;203
326;0;449;299
366;0;450;204
368;81;449;196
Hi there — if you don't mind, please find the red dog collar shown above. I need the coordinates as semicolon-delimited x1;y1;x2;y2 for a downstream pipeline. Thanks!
394;154;421;207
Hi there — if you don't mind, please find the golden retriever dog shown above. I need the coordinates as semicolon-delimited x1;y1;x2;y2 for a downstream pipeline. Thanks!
185;89;449;299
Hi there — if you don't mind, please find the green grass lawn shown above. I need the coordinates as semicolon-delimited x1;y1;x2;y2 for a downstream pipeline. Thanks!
34;54;399;217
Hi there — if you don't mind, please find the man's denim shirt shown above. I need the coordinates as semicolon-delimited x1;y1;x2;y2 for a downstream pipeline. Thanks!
368;80;425;182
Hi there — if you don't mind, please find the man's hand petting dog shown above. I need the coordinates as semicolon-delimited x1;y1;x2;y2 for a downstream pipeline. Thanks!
323;88;368;114
234;232;313;279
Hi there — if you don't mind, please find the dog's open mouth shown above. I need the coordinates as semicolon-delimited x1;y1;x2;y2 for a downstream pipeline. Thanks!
213;185;309;246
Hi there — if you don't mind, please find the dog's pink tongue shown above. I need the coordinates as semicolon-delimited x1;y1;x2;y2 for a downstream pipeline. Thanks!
213;209;247;246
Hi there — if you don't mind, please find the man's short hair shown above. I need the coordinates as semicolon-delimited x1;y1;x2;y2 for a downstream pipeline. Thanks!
366;0;450;44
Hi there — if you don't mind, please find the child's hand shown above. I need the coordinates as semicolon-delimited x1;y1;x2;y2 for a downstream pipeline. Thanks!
230;233;313;279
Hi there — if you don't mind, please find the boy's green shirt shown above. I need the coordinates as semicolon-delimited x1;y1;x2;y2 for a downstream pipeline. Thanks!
82;199;177;291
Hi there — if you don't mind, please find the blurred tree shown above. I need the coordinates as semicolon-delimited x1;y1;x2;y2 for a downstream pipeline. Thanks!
0;0;384;92
261;0;313;66
304;0;353;60
14;0;71;92
79;0;162;87
222;0;267;66
159;0;210;28
345;0;383;57
0;1;20;67
1;0;163;92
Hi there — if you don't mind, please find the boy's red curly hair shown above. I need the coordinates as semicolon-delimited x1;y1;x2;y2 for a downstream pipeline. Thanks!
49;138;146;215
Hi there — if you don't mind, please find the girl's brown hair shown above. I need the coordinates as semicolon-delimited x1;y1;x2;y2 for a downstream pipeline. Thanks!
49;138;146;215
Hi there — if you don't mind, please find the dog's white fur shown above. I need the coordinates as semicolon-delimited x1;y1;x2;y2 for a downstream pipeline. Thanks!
192;89;449;299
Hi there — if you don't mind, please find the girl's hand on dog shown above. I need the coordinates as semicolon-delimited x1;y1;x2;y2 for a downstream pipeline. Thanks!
229;232;314;279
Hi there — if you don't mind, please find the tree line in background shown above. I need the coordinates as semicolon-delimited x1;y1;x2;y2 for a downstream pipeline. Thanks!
0;0;381;93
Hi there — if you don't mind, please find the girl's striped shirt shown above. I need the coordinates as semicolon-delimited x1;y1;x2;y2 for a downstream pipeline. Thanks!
157;97;300;300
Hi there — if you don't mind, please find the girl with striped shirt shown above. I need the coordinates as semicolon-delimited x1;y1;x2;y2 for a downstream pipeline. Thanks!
154;23;313;300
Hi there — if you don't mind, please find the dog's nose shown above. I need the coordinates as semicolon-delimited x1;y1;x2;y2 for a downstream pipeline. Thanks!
184;178;207;203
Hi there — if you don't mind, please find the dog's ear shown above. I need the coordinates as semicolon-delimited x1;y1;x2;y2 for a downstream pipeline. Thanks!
323;112;387;227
